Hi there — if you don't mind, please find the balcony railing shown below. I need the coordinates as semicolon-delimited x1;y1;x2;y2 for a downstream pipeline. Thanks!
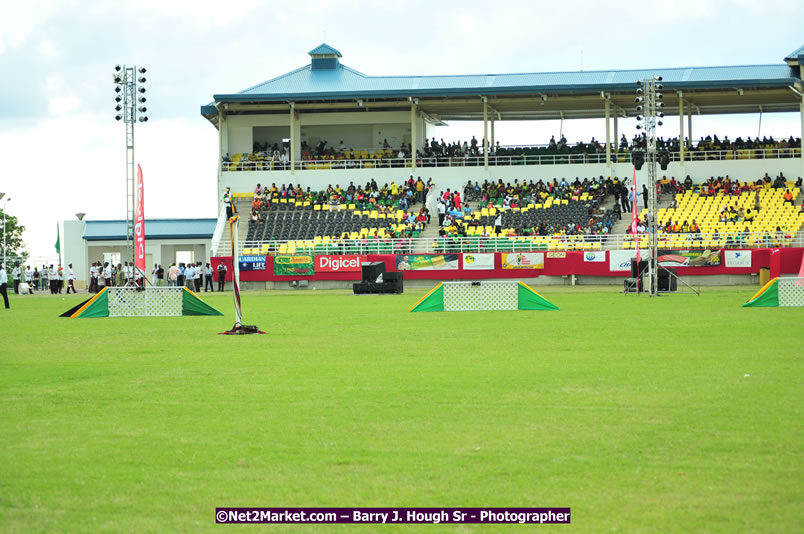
215;231;803;258
221;147;802;172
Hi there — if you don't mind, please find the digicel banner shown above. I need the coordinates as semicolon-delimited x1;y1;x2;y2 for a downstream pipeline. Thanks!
316;255;367;273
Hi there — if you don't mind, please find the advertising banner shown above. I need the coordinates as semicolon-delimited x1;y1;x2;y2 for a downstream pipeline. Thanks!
238;255;267;271
316;255;366;273
583;251;606;263
396;254;459;271
609;249;651;272
274;255;315;276
462;253;495;270
724;250;752;268
501;252;544;270
134;164;145;276
658;249;720;267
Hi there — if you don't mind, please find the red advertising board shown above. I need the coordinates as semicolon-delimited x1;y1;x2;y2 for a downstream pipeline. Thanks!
316;255;366;273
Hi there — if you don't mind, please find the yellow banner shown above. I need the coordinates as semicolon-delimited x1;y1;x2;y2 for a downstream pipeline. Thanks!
501;252;544;269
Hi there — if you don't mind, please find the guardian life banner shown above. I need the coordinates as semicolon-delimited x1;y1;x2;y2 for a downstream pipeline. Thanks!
501;252;544;270
724;250;752;268
274;255;315;276
134;164;146;276
316;255;366;273
462;253;494;270
238;255;267;271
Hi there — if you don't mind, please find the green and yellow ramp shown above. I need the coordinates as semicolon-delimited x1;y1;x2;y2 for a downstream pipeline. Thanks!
410;281;559;312
60;287;222;317
743;278;780;307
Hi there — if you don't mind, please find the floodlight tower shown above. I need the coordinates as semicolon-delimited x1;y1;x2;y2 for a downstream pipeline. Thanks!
113;64;148;281
634;76;668;296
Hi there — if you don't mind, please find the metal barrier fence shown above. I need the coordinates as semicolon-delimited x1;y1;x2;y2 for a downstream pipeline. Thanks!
222;148;802;172
215;232;804;257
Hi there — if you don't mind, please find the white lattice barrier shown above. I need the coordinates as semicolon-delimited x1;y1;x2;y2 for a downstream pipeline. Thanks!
107;287;184;317
443;281;518;311
777;277;804;307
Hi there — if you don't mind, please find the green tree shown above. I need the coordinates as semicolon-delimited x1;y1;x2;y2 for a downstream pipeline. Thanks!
0;209;28;264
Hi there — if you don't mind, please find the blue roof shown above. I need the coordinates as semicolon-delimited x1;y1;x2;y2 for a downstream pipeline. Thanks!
308;43;342;57
213;62;799;103
83;219;217;241
786;45;804;60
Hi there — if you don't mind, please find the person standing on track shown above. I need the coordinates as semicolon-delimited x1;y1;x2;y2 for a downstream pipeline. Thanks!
0;262;10;308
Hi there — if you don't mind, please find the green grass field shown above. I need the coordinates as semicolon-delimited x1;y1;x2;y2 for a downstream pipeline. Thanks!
0;286;801;533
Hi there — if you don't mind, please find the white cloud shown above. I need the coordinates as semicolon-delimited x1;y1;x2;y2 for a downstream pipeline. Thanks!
38;39;60;57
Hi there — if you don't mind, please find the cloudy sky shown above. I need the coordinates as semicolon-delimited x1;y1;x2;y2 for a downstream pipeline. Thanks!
1;0;801;260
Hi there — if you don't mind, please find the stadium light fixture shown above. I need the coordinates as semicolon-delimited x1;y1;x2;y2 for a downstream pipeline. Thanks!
113;63;149;281
635;96;643;103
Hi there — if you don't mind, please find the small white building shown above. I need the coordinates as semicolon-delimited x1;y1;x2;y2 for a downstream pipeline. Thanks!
64;218;216;288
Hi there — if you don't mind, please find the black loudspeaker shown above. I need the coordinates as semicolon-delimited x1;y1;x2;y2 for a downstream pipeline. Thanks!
383;272;404;294
657;268;677;292
631;259;648;278
361;262;386;283
353;271;403;295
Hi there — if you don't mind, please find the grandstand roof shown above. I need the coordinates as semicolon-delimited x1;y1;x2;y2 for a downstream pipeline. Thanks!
82;219;217;241
308;43;342;57
202;45;804;124
785;45;804;67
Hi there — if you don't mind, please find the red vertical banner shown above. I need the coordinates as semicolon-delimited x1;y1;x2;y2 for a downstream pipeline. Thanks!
135;164;146;276
631;167;640;264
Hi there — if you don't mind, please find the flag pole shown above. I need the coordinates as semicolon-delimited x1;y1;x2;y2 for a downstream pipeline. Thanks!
219;202;264;334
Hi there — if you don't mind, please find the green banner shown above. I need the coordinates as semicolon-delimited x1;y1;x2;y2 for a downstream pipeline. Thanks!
274;255;315;276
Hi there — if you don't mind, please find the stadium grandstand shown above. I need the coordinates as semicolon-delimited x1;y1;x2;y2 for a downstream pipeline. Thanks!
203;44;804;286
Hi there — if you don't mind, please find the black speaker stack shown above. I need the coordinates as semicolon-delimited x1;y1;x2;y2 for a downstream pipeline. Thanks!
353;262;404;294
657;267;677;292
624;258;648;293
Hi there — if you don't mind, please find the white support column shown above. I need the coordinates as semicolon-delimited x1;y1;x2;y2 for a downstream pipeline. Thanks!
482;96;489;170
613;104;619;157
490;112;495;152
411;101;417;172
688;103;693;149
678;93;685;164
217;106;224;206
800;91;804;179
604;99;611;167
289;103;296;175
